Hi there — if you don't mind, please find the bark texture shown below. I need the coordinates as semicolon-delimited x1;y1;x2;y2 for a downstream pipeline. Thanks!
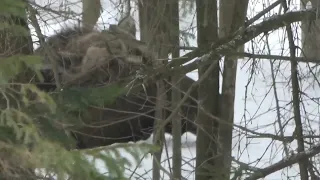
300;0;320;59
82;0;102;31
139;1;172;179
168;0;182;179
195;0;220;179
219;0;248;179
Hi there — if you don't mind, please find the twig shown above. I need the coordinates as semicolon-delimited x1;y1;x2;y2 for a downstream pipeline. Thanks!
245;0;282;26
167;8;320;75
244;143;320;180
27;4;62;89
265;33;289;156
178;48;320;63
281;0;309;179
153;55;220;142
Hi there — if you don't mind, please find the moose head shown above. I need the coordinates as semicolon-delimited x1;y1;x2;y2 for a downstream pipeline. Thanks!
35;13;151;86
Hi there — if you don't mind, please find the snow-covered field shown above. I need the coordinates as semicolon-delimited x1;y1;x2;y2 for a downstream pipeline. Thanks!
30;0;320;179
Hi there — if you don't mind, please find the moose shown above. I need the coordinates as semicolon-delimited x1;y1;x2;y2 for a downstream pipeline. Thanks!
34;10;199;149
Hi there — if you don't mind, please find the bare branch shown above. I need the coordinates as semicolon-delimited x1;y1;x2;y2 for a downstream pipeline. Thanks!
27;4;62;89
168;8;320;74
244;144;320;180
179;47;320;63
281;0;309;178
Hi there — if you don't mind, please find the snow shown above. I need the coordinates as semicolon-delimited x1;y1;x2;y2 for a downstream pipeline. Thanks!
31;0;320;179
92;133;197;179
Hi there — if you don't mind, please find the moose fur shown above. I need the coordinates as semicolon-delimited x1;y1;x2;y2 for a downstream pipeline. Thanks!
35;15;198;149
72;75;198;149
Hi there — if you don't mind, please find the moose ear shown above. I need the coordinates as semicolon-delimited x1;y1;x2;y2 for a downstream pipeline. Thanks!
117;15;136;37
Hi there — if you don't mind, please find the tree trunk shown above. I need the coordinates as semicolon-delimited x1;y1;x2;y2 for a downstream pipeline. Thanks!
195;0;220;179
82;0;102;31
168;0;182;179
300;0;320;59
152;79;166;180
219;0;248;179
138;1;172;179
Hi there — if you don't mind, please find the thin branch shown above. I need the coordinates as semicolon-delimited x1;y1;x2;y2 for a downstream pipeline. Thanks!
27;4;62;89
245;0;282;26
281;0;308;179
247;135;320;141
153;56;220;142
179;47;320;63
39;9;320;92
265;34;289;156
166;8;320;75
231;157;262;180
244;143;320;180
233;52;320;63
28;1;80;19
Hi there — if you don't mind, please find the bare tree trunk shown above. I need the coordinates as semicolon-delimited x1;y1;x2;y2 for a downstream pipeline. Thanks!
300;1;319;178
195;0;220;179
300;0;320;59
82;0;102;31
219;0;248;179
152;79;166;180
169;0;182;179
281;1;309;179
138;1;172;179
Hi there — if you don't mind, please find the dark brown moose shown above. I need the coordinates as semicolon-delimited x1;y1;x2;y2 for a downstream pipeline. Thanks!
34;15;198;149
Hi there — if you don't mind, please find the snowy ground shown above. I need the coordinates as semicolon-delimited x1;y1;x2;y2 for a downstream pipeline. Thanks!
93;133;197;180
30;0;320;179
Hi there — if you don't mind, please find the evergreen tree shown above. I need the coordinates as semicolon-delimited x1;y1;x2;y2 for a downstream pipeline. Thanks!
0;1;155;179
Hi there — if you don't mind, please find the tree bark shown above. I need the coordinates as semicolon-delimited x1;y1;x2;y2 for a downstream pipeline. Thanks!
138;1;172;179
219;0;248;179
168;0;182;179
82;0;102;31
282;1;309;179
195;0;220;179
300;0;320;59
